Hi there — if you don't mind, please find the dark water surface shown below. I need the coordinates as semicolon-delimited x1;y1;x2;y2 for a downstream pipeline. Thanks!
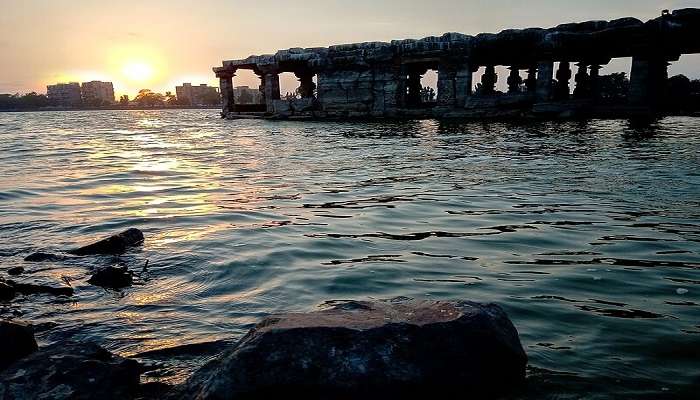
1;110;699;398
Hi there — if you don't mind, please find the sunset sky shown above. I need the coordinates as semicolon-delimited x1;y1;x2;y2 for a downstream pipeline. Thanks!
1;0;699;97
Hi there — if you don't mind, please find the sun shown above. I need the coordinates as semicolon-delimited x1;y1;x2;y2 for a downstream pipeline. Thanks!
122;61;154;82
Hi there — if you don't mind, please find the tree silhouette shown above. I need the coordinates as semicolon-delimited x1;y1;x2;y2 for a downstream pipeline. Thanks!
134;89;165;107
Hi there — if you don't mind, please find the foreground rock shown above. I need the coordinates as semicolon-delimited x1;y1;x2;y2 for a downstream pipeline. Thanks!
68;228;144;256
88;266;133;289
0;341;140;399
0;321;38;371
180;299;527;399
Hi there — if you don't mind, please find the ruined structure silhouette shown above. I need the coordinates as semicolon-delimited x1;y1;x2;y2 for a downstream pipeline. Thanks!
214;9;700;119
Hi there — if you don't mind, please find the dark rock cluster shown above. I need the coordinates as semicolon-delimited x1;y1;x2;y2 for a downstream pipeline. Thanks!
2;229;145;302
0;299;527;399
0;341;141;400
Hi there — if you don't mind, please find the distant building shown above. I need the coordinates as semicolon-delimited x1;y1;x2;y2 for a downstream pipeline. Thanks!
233;86;263;104
175;83;220;106
47;83;82;107
81;81;115;105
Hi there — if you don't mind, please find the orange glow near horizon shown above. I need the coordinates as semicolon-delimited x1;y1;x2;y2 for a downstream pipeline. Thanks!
105;44;169;97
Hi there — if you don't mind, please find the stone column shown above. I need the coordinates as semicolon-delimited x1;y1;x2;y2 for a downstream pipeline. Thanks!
526;66;537;93
555;61;572;100
437;66;457;106
396;67;408;108
217;70;235;117
589;64;602;99
629;56;669;106
454;62;473;107
263;71;281;113
406;71;423;107
535;61;554;102
296;71;316;99
481;65;497;95
573;63;589;99
507;67;522;94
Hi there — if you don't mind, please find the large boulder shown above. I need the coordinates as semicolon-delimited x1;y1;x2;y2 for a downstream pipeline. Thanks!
68;228;144;256
180;299;527;399
0;321;38;371
0;342;140;400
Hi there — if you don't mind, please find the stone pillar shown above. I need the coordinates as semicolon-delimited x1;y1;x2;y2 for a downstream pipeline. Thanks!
296;71;316;99
263;71;280;113
507;67;522;94
406;71;423;107
526;66;537;93
573;63;589;99
629;56;669;106
589;64;601;99
481;65;497;95
454;62;473;107
254;70;266;104
217;70;235;117
535;61;554;102
437;66;457;106
396;67;408;108
555;61;572;100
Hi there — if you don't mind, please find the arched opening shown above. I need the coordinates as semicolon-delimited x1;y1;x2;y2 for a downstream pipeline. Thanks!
420;69;438;105
598;58;632;103
666;54;700;112
232;69;265;112
280;72;298;99
232;69;263;105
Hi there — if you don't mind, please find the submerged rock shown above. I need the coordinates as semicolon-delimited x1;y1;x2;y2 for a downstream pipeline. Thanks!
0;320;38;371
88;266;133;289
180;298;527;399
68;228;145;256
24;252;67;262
8;277;74;297
7;267;24;276
0;341;140;400
0;281;15;301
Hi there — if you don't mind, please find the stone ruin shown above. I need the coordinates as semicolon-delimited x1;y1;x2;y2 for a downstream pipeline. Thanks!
213;9;700;119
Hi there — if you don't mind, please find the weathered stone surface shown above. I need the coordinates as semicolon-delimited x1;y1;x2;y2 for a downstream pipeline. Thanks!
68;228;144;256
180;299;527;399
0;321;38;371
88;266;133;289
0;342;140;400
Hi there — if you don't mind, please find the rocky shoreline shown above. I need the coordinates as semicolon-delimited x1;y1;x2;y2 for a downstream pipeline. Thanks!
1;300;526;399
0;229;528;399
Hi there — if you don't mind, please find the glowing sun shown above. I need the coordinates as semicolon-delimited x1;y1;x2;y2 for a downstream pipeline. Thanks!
122;62;154;82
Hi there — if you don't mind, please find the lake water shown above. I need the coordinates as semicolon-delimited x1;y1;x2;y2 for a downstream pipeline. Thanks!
0;110;698;398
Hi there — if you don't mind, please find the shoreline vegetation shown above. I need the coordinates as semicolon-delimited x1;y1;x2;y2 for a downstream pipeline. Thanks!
0;89;221;113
